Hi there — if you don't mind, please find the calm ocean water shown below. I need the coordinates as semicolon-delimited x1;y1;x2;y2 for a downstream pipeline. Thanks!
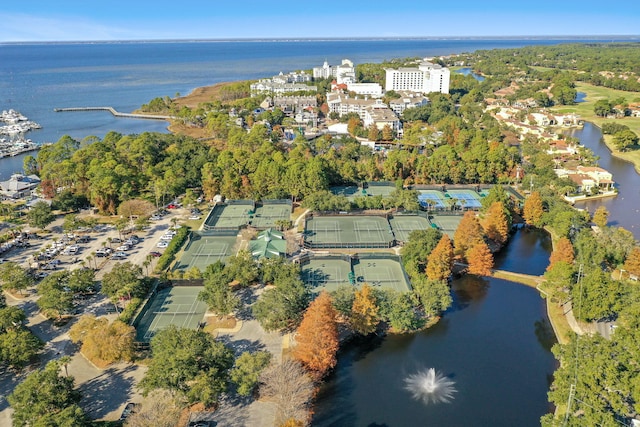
1;37;636;178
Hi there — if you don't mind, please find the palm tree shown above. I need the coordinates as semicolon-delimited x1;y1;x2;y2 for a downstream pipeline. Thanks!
86;256;93;270
107;237;112;249
143;259;151;276
60;356;71;377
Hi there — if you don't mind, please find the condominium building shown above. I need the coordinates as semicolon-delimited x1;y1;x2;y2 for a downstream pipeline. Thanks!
313;59;356;84
385;61;450;94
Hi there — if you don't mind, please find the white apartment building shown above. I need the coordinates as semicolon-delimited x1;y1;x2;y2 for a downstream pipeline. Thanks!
388;92;429;114
385;61;450;94
326;93;401;136
363;106;402;135
313;59;356;84
271;71;312;84
327;93;381;117
250;80;317;96
346;82;383;97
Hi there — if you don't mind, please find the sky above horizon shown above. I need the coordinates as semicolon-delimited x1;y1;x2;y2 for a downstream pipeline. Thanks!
1;1;639;42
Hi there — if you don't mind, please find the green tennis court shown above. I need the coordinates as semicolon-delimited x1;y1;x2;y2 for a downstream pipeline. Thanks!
304;215;394;248
204;203;252;229
251;203;291;229
331;185;361;200
429;215;463;238
300;257;352;294
174;233;237;272
135;286;207;342
363;182;396;198
353;256;411;292
389;215;430;242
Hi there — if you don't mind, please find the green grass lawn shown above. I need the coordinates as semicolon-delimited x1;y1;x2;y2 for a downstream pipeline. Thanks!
551;82;640;171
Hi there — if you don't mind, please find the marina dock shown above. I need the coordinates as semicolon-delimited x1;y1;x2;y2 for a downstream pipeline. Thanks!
54;107;173;121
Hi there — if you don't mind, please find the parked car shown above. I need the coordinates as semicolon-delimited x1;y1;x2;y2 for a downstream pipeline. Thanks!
111;238;122;244
160;234;174;241
150;214;162;220
149;251;162;257
189;215;201;220
111;253;127;260
116;245;132;251
96;248;112;257
167;203;178;209
156;241;169;248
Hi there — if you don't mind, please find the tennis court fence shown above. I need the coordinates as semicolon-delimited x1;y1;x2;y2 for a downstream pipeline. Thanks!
261;199;293;207
227;199;256;208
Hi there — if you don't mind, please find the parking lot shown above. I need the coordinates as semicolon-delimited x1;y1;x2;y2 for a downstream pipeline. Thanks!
0;205;200;422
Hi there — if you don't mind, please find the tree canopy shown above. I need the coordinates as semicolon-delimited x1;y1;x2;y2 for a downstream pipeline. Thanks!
140;326;234;407
292;291;339;379
8;360;86;427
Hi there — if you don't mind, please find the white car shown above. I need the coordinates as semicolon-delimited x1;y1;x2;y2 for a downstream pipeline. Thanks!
189;215;201;220
157;241;169;248
116;245;132;251
160;234;174;241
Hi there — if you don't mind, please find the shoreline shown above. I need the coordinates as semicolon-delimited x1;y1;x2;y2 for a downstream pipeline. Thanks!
601;133;640;175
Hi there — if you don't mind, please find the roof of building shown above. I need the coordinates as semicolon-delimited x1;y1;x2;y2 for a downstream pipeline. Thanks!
249;228;286;259
366;106;399;122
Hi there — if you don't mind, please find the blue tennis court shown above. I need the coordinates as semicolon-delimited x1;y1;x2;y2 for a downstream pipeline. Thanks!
446;190;483;208
418;191;447;209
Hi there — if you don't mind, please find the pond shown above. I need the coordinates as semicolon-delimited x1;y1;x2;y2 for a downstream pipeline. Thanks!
312;229;557;427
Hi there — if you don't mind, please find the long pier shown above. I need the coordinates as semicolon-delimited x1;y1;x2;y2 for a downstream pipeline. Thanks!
54;107;173;121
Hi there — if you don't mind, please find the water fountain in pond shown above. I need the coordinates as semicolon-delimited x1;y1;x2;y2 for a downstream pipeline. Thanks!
404;368;457;404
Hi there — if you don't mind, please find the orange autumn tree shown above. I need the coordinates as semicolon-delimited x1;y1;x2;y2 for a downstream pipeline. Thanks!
623;247;640;277
467;242;494;276
453;211;484;259
426;235;454;281
481;201;509;245
523;191;544;227
350;283;379;335
547;237;575;271
292;291;339;379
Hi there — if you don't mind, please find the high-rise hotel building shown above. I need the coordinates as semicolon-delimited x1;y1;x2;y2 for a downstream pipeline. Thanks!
385;62;450;94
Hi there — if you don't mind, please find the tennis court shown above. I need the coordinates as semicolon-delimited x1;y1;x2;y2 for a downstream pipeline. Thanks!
173;232;237;272
444;189;483;209
331;185;361;200
429;214;463;238
203;202;253;230
363;182;396;198
304;215;394;248
300;256;352;294
389;215;430;242
251;203;291;229
135;286;207;342
417;190;449;210
353;255;411;292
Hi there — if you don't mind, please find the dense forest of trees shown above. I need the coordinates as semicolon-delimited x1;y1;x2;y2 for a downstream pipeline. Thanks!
456;43;640;93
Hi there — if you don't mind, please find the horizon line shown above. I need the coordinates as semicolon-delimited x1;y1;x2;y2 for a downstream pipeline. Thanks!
2;35;640;45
